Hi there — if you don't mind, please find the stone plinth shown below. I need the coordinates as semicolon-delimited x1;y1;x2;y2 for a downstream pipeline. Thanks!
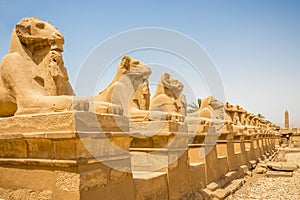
130;121;193;200
0;112;134;200
133;172;168;200
206;132;229;183
187;118;228;184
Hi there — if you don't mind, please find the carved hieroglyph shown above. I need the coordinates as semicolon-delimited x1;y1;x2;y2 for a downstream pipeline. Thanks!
0;17;85;117
150;72;186;122
94;55;152;118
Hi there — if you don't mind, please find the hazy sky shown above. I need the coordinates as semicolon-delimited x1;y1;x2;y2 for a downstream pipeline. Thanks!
0;0;299;127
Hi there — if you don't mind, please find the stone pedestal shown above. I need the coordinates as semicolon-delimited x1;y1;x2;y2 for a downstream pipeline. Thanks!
252;130;263;159
204;132;226;184
270;135;276;151
291;133;300;147
0;111;134;200
225;133;237;171
257;131;265;158
223;124;245;171
186;119;209;191
238;128;250;166
274;133;281;146
187;119;231;184
130;121;193;200
247;128;258;160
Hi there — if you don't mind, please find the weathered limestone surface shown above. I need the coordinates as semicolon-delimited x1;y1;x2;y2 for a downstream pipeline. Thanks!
130;121;194;200
0;188;53;200
130;77;193;199
133;172;168;200
267;161;299;171
266;171;293;177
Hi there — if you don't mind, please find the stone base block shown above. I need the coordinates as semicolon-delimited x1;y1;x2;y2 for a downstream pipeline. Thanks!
133;172;168;200
0;160;134;200
0;112;134;200
266;171;293;177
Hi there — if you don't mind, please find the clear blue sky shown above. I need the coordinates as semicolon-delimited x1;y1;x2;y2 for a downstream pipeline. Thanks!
1;0;299;127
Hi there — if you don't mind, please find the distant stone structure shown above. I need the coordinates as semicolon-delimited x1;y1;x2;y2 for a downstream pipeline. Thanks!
0;17;281;200
281;110;300;147
291;128;300;147
285;110;290;129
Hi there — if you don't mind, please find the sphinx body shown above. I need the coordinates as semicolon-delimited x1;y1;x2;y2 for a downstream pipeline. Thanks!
0;17;186;121
225;103;242;126
94;55;152;119
0;17;78;117
150;72;186;122
189;96;224;121
236;105;247;126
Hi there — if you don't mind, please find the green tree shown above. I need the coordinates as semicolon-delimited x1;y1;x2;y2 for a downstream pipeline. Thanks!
257;113;265;119
187;99;201;114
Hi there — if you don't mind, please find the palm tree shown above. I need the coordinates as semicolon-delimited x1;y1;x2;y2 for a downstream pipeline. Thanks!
257;113;265;119
187;98;201;113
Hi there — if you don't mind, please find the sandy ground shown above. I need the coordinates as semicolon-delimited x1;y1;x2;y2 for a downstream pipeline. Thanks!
226;152;300;200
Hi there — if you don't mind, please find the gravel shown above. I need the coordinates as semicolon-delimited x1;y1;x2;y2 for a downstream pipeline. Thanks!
226;152;300;200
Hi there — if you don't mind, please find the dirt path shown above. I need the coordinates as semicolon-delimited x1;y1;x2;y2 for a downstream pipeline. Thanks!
226;152;300;200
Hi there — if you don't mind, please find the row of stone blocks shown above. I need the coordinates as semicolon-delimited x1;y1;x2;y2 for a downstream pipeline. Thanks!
0;112;280;200
131;118;278;200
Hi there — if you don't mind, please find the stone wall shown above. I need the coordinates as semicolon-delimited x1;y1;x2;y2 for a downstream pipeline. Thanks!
0;112;135;200
0;105;280;200
129;103;279;200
